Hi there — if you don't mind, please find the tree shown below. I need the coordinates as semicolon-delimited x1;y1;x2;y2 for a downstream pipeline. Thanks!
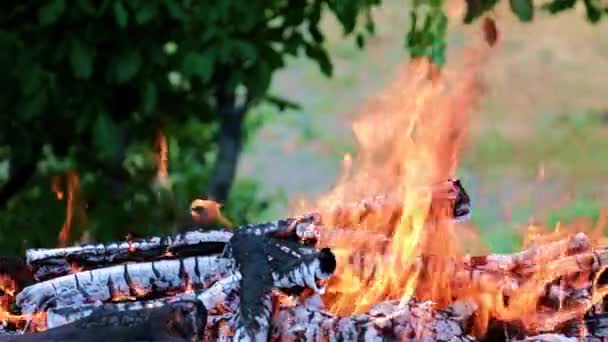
1;0;605;254
0;0;380;253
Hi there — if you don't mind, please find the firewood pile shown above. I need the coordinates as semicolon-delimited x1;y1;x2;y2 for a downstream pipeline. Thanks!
1;179;608;341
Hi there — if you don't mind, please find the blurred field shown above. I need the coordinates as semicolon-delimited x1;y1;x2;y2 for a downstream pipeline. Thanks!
239;0;608;252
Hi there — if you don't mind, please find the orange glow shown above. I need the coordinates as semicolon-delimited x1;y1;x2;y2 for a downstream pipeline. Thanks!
154;129;169;186
0;309;47;331
0;275;17;297
56;171;86;247
51;176;64;200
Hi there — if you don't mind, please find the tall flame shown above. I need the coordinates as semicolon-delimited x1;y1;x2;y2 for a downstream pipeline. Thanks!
296;42;491;317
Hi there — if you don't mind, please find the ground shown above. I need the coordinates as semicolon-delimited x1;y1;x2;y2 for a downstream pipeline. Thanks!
238;0;608;252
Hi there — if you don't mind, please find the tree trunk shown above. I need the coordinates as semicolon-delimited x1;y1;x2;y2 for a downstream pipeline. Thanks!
208;88;247;203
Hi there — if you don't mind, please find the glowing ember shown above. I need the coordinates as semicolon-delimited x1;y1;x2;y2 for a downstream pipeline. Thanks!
0;274;17;297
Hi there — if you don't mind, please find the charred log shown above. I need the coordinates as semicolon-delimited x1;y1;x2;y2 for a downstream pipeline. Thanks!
0;300;206;342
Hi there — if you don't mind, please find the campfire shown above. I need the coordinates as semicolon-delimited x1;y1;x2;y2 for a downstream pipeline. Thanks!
2;43;608;342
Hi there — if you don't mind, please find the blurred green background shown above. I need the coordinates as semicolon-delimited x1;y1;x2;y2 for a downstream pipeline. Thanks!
2;0;607;255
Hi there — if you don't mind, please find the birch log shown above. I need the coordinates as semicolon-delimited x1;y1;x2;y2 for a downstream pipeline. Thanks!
25;230;233;281
16;256;233;314
45;273;241;329
26;213;324;281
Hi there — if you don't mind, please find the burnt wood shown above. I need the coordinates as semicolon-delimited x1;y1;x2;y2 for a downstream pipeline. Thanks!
0;300;206;342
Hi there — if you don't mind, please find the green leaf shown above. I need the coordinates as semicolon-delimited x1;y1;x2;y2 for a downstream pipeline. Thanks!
141;81;157;114
135;3;158;24
356;33;365;49
583;0;602;22
21;66;43;96
115;50;141;83
38;0;66;26
113;1;128;28
76;0;96;15
431;42;446;65
542;0;577;13
165;1;186;20
263;94;301;111
246;61;272;99
92;113;121;161
510;0;534;21
309;25;325;44
304;44;333;77
23;89;48;119
233;40;258;63
70;38;95;80
182;52;213;82
464;0;499;23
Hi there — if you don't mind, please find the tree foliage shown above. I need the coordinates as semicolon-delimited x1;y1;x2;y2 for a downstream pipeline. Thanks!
0;0;378;253
1;0;605;255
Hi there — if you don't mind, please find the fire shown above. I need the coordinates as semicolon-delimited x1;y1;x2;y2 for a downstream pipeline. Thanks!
298;49;489;316
289;28;496;332
154;129;169;187
54;171;86;247
0;275;17;297
0;275;46;331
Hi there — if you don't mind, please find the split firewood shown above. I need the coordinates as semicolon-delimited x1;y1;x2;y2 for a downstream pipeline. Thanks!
16;256;233;314
0;300;206;342
228;222;337;341
45;273;241;330
26;230;233;281
25;213;325;281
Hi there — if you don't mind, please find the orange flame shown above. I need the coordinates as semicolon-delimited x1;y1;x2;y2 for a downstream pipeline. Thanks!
291;33;493;322
56;171;86;247
154;129;169;186
0;275;16;297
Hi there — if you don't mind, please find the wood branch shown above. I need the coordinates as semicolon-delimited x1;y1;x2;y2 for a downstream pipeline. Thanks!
268;297;476;342
45;273;241;330
16;256;234;314
0;300;206;342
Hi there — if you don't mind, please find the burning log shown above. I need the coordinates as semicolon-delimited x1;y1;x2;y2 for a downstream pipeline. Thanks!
25;178;471;282
466;232;592;275
16;256;233;314
45;273;241;329
25;214;323;281
0;299;206;342
25;230;233;281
